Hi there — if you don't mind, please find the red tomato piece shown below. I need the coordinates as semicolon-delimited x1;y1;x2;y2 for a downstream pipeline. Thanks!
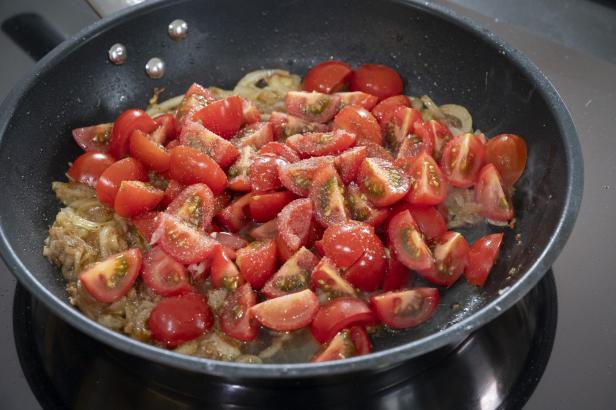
236;239;278;290
334;146;367;185
475;164;514;222
344;246;387;292
321;220;384;268
350;64;403;101
131;211;159;242
248;154;288;193
268;112;330;141
220;283;259;341
371;95;411;125
285;91;341;123
72;123;113;152
276;198;314;260
333;105;382;145
418;231;469;287
405;152;448;206
382;106;423;151
179;121;240;168
215;192;253;232
371;288;439;329
249;219;278;241
414;120;453;161
249;191;297;222
262;247;319;299
114;181;164;218
175;84;215;131
465;233;504;286
258;141;300;163
232;122;274;149
278;155;335;197
310;256;357;299
249;289;320;331
109;109;157;159
161;180;185;208
241;98;261;124
335;91;379;111
407;205;447;241
227;146;256;192
152;113;178;145
357;157;410;207
311;326;372;362
310;297;376;344
388;210;434;271
192;95;244;139
441;133;486;188
363;141;395;162
67;151;115;187
153;212;220;264
211;231;247;251
396;131;434;161
485;134;528;186
142;246;192;296
303;61;353;94
96;157;147;207
345;182;390;227
79;249;142;303
168;146;227;193
211;246;244;290
382;250;414;291
128;129;171;172
166;183;214;231
148;292;213;347
310;164;348;227
286;129;356;158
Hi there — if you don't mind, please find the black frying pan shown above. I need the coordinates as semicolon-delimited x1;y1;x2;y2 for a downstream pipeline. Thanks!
0;0;582;380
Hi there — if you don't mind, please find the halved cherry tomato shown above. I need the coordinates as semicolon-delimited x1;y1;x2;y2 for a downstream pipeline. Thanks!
268;112;329;141
249;191;296;222
357;157;410;207
258;141;300;163
227;146;256;192
192;95;244;139
109;109;157;159
413;120;453;161
396;131;434;161
161;179;185;208
382;106;423;151
114;181;164;218
441;133;485;188
388;210;434;271
153;212;220;264
464;233;504;286
67;151;115;187
310;297;376;344
407;205;447;241
249;219;278;241
142;246;192;296
168;146;227;193
285;91;341;123
220;283;259;341
418;231;469;287
213;191;232;215
278;155;335;197
262;247;319;299
382;250;413;291
72;123;113;152
179;121;240;168
286;130;356;158
148;292;213;347
131;211;159;242
241;98;261;124
345;182;390;227
211;246;244;290
311;326;371;362
175;83;215;130
335;91;379;111
405;152;448;205
236;239;278;289
79;249;142;303
303;61;353;94
310;164;348;227
215;192;253;232
276;198;314;260
233;122;274;149
371;95;411;125
310;256;357;299
485;134;527;186
96;157;147;207
249;289;319;331
333;106;382;145
371;288;439;329
475;164;513;222
334;146;367;185
129;129;171;172
166;183;214;230
344;247;386;292
350;64;403;101
363;141;395;162
248;154;288;193
152;113;178;145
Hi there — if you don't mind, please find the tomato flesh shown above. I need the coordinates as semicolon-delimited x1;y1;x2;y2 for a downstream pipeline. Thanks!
227;146;256;192
475;164;514;222
249;289;320;331
371;288;439;329
303;61;353;94
278;155;335;197
67;151;115;187
310;164;348;227
248;154;287;193
268;112;329;141
485;133;527;186
333;105;382;145
405;152;448;206
192;95;244;139
335;91;379;111
79;249;142;303
286;130;356;158
357;157;410;207
464;233;504;286
383;106;423;151
419;231;469;287
220;283;259;341
276;198;314;260
153;212;220;264
382;250;413;291
262;247;319;299
166;183;214;231
258;141;300;163
109;109;157;159
249;191;296;222
142;246;192;296
285;91;341;123
114;181;164;218
236;239;278;290
371;95;411;125
129;129;171;172
334;146;367;185
407;205;447;241
441;133;485;188
310;297;376;344
95;157;147;207
211;246;244;290
249;219;278;241
168;146;228;193
215;192;253;232
388;210;434;271
414;120;452;161
345;182;390;227
311;326;371;362
72;123;113;152
179;121;240;168
310;256;357;299
131;211;159;242
350;64;403;101
233;122;274;149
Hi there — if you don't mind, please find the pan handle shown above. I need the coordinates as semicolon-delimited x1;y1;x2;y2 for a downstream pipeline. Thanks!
86;0;147;18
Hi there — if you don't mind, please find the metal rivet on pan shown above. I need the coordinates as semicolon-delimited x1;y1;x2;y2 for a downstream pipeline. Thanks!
168;19;188;41
108;43;127;64
145;57;165;79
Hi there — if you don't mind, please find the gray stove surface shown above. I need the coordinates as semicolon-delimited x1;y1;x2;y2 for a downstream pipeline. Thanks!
0;0;615;409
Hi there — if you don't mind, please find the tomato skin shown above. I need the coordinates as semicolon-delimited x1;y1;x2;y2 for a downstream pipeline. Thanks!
345;182;390;227
192;95;244;139
363;141;395;162
79;249;142;303
249;191;297;222
310;297;376;344
334;146;367;185
357;157;410;207
350;64;404;101
95;157;147;207
286;130;356;158
166;183;214;231
262;247;319;299
179;121;240;168
215;192;253;232
464;233;504;286
311;326;372;362
233;122;274;149
441;133;486;188
475;164;514;222
405;152;448;206
249;289;320;331
114;181;164;218
419;231;469;287
485;133;528;186
227;146;256;192
407;205;447;241
220;283;259;341
268;112;330;141
161;180;185;208
211;246;244;290
370;288;439;329
142;246;192;296
382;251;414;291
67;151;115;187
248;154;288;193
258;141;300;163
388;210;434;271
335;91;379;111
276;198;314;260
153;212;220;264
249;219;278;241
168;146;227;194
310;164;349;227
333;106;382;145
152;113;178;145
278;155;335;197
128;129;171;172
371;95;411;125
236;239;278;290
72;123;113;152
109;109;157;159
285;91;342;123
148;292;214;348
175;83;216;131
344;245;386;292
303;61;353;94
414;120;453;161
131;211;159;242
241;98;261;124
383;106;423;151
310;256;357;298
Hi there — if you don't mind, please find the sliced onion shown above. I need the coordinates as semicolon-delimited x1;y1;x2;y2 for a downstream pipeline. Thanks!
440;104;473;135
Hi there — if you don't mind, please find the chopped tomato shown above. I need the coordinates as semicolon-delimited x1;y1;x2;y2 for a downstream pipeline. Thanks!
79;249;142;303
276;198;314;260
148;292;213;347
215;192;253;232
286;130;356;158
388;210;434;271
109;109;157;159
357;157;410;207
262;247;319;299
344;247;386;292
334;146;367;185
192;95;244;139
211;246;244;290
405;152;448;205
258;141;300;163
227;146;256;192
396;131;434;161
303;61;353;94
310;257;357;299
248;154;288;193
152;113;178;145
335;91;379;111
371;288;439;329
413;120;453;161
95;157;147;207
168;146;227;193
211;231;247;251
465;233;504;286
153;212;220;264
485;134;527;186
249;191;296;222
312;327;371;362
114;181;164;218
333;106;382;145
241;98;261;124
131;211;159;242
285;91;341;123
232;122;274;149
161;179;185;208
382;250;413;291
371;95;411;125
166;183;214;230
310;164;348;227
268;112;330;141
441;133;485;188
345;182;390;227
475;164;513;222
249;219;278;241
175;83;216;130
382;106;423;151
407;205;447;241
249;289;319;331
129;129;171;172
67;151;115;187
419;231;469;287
236;239;278;289
72;123;113;152
213;191;232;215
278;156;335;197
179;121;240;168
363;141;394;163
220;283;259;341
310;297;376;344
350;64;403;101
142;246;192;296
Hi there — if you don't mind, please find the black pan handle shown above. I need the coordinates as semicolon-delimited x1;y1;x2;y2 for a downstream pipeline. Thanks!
1;13;66;61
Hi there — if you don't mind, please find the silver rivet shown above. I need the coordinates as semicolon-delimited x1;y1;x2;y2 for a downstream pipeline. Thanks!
168;19;188;41
108;43;127;64
145;57;165;79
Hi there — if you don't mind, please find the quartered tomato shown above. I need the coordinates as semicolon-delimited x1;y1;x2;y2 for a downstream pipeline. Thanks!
79;248;142;303
148;292;213;347
233;122;274;149
303;61;353;94
310;257;357;299
192;95;244;138
161;179;185;208
475;164;513;222
413;120;453;161
334;146;367;185
276;198;314;260
345;182;390;227
153;212;220;264
96;157;147;207
485;133;527;186
249;219;278;241
175;83;216;130
268;112;329;141
211;246;244;290
142;246;192;296
67;151;115;187
152;113;178;145
278;155;335;197
249;289;320;331
285;91;341;123
220;283;259;341
371;288;439;329
114;181;164;218
371;95;411;125
382;106;423;151
168;146;227;193
129;129;171;172
405;152;448;205
109;109;157;159
310;297;376;344
396;131;434;161
248;154;287;193
312;326;372;362
215;192;253;232
236;239;278;289
262;247;319;299
211;231;247;251
286;130;356;158
464;233;504;286
258;141;300;163
72;123;113;152
179;121;240;168
350;64;403;101
357;157;410;207
382;250;413;291
131;211;159;242
419;231;469;287
333;106;382;145
241;98;261;124
227;146;256;192
310;164;348;227
249;191;296;222
335;91;379;111
166;183;214;230
363;142;395;163
387;210;434;271
441;133;485;188
406;205;447;241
